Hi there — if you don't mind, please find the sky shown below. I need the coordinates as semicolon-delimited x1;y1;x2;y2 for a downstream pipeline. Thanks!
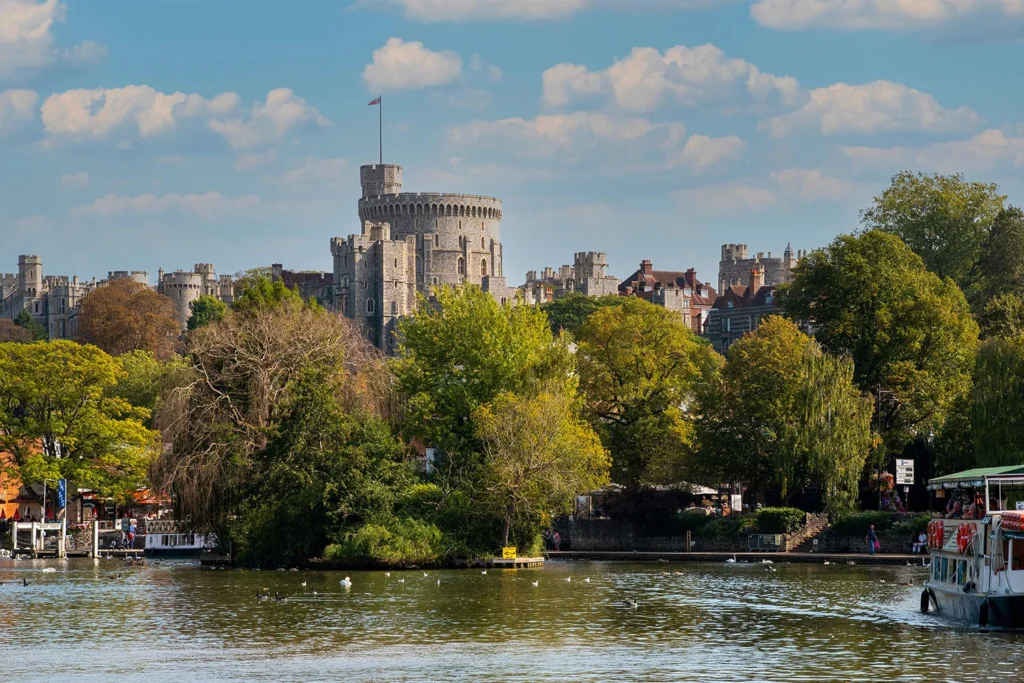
3;0;1024;287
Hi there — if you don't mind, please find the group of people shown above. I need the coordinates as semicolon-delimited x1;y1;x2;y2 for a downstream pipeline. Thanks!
944;494;987;520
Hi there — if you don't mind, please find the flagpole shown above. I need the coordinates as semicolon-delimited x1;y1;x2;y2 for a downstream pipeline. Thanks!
379;95;383;166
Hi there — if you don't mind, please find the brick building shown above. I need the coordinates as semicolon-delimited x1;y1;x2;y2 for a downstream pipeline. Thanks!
618;260;718;334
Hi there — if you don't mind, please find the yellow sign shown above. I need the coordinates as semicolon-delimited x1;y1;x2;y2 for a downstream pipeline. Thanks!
502;546;517;559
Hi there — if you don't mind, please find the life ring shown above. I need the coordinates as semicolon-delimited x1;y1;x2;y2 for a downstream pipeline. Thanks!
928;520;945;549
957;523;975;553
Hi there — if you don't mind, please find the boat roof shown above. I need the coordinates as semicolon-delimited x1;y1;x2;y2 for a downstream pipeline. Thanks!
928;465;1024;488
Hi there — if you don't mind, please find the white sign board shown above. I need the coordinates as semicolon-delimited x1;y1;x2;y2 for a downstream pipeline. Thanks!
895;459;915;486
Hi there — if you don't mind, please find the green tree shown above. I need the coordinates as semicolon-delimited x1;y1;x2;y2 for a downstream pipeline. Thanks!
106;350;193;428
393;285;572;464
575;297;723;487
696;316;873;516
971;336;1024;468
474;388;610;549
861;171;1005;293
977;207;1024;302
0;341;156;499
232;276;306;315
187;295;228;330
540;293;623;336
977;293;1024;339
779;230;979;456
13;310;46;341
232;370;416;566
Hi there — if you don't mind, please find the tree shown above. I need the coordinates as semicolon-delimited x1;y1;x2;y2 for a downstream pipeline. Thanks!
574;297;723;487
78;278;180;359
540;293;623;336
152;301;387;530
13;310;46;341
695;316;873;516
977;207;1024;303
861;171;1005;293
232;275;307;315
780;230;979;456
0;319;33;343
187;295;228;330
977;294;1024;339
393;285;572;464
475;389;609;549
971;336;1024;468
0;341;156;499
106;350;193;428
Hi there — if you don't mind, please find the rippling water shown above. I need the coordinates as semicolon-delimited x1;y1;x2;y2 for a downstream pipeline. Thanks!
0;557;1019;681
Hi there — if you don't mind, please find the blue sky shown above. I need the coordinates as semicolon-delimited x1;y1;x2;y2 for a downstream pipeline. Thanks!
4;0;1024;287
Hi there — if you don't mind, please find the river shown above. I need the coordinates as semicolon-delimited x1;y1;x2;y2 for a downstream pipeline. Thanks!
0;557;1020;682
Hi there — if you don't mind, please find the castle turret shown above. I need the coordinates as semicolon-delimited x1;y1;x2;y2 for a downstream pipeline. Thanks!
18;255;42;298
360;164;403;198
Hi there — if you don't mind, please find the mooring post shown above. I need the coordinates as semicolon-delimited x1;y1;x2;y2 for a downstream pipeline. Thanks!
10;520;16;552
91;521;99;559
59;519;66;559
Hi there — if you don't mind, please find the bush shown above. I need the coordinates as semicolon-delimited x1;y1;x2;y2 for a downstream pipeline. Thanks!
755;507;806;534
892;514;930;536
324;518;443;567
830;511;897;536
696;517;744;538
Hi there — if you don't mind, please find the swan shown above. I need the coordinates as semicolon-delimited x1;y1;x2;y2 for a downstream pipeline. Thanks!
437;579;441;586
761;559;773;565
423;572;429;577
301;581;307;588
726;554;737;564
481;570;487;575
823;561;830;565
340;576;352;587
531;580;539;586
564;576;571;582
384;572;391;577
42;567;56;573
398;578;405;583
583;577;591;583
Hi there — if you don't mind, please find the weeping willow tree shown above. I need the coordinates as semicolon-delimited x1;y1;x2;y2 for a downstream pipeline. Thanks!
972;336;1024;467
696;316;874;516
794;351;875;518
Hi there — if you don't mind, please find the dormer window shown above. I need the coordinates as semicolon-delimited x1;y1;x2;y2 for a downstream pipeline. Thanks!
727;300;733;309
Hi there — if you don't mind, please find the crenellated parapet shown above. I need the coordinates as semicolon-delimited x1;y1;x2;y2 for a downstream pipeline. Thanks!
358;192;503;224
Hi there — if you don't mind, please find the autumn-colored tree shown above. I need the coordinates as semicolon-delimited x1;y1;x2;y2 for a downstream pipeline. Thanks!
0;319;33;343
78;278;180;359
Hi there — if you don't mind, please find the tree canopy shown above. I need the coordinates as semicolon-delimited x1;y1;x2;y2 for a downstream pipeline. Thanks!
779;230;979;454
971;336;1024;468
574;296;722;487
13;310;46;341
187;295;228;330
78;278;180;359
696;317;873;516
861;171;1005;293
232;275;308;315
0;319;33;343
0;341;156;500
540;293;623;336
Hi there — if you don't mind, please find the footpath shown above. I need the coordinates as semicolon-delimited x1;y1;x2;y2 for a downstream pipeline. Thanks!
545;550;926;566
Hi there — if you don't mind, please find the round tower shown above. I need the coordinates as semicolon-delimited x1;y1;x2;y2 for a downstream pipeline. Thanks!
160;271;204;330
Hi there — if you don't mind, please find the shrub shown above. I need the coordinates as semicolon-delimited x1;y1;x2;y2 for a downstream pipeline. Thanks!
830;511;897;536
324;518;443;567
892;514;930;536
755;507;806;534
696;517;744;538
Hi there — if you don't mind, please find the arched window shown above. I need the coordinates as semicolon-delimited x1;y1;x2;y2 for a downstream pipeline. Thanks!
457;257;465;275
481;259;488;277
366;298;375;314
434;234;439;247
432;277;439;285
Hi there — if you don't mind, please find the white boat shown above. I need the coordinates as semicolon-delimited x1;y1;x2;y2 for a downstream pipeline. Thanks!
921;466;1024;628
143;520;217;558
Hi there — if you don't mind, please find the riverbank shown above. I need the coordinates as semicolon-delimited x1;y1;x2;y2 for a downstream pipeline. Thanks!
546;550;926;566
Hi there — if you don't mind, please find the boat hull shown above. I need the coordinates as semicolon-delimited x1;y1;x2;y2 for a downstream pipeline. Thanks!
926;583;1024;629
144;548;208;558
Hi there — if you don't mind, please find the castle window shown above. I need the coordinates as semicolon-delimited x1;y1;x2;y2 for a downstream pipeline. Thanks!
432;277;438;285
394;259;398;268
724;318;731;332
765;293;774;305
391;301;398;315
434;234;439;247
481;259;488;277
457;257;465;275
366;299;375;314
481;237;486;249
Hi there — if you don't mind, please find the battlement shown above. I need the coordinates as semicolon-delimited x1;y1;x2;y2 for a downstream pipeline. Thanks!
360;164;403;198
359;193;503;220
721;244;748;261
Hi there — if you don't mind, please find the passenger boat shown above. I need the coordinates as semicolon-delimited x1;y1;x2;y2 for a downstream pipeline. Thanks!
142;520;217;558
921;466;1024;628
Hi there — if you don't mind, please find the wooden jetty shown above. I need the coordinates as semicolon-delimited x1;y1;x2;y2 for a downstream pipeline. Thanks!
474;556;544;569
200;554;233;567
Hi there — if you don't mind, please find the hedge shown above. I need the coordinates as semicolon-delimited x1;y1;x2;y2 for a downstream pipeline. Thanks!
755;507;806;534
830;511;896;536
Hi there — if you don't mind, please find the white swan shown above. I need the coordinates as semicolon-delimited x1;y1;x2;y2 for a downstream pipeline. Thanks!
481;570;487;575
583;577;591;583
726;554;737;564
42;567;56;573
564;576;571;582
340;576;352;587
384;571;391;577
398;578;405;583
531;580;539;586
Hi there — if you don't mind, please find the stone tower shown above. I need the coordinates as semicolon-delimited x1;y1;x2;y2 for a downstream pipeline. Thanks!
18;255;42;298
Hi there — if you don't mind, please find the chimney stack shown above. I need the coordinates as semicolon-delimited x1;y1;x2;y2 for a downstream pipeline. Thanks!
640;259;653;275
750;266;764;292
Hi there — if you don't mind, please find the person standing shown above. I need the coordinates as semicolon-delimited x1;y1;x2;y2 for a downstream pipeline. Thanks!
866;524;878;555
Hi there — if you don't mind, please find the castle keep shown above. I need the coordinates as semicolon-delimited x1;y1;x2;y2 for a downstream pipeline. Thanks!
523;252;619;304
332;163;517;351
718;243;805;294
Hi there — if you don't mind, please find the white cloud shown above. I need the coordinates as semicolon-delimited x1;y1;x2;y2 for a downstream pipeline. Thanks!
396;0;588;22
235;150;277;171
672;134;746;172
278;156;346;186
60;171;88;188
541;44;801;112
362;38;462;92
842;128;1024;172
751;0;1024;31
676;168;859;214
449;112;684;158
70;192;260;218
208;88;329;150
0;0;106;81
0;88;37;132
488;65;503;82
760;80;980;137
769;168;859;201
41;86;240;140
675;184;779;214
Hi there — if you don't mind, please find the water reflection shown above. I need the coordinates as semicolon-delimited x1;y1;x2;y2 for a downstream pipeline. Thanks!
1;558;1020;682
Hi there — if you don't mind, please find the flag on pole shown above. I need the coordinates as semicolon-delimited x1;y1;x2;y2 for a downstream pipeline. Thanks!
368;96;381;106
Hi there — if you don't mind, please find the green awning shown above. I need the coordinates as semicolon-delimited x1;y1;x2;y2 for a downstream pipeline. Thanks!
928;466;1024;487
